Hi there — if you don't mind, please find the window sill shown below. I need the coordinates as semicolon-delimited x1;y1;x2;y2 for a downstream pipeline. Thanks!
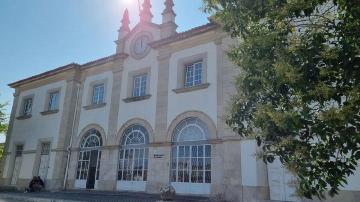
83;103;106;110
173;83;210;94
40;110;59;116
123;95;151;103
16;114;32;120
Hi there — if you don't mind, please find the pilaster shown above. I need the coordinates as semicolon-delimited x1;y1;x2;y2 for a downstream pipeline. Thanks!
51;70;81;190
2;89;20;184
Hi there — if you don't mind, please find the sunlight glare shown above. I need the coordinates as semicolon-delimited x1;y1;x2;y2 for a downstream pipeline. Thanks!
121;0;133;6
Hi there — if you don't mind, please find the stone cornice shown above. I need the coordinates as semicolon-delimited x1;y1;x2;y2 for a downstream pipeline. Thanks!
150;22;220;49
8;53;128;89
8;63;80;88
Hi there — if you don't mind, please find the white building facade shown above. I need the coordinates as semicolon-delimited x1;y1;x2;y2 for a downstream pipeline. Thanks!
1;1;359;201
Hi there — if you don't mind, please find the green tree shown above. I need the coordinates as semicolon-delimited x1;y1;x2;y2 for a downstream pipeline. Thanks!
203;0;360;199
0;102;7;134
0;101;7;159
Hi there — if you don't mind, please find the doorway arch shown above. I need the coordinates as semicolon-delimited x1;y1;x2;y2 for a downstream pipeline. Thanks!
75;128;102;189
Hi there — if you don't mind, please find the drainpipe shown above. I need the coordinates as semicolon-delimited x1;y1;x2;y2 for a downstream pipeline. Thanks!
63;80;81;190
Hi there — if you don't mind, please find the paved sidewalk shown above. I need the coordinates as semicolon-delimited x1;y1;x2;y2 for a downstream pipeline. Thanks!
0;190;211;202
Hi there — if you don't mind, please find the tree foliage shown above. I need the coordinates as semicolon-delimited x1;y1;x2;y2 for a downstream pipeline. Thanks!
0;102;7;134
203;0;360;199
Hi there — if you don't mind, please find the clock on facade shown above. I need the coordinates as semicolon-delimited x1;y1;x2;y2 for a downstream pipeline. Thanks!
131;32;152;59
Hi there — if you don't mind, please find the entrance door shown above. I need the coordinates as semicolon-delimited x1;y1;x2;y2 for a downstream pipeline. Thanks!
75;129;102;189
268;159;300;201
171;145;211;195
86;150;99;189
38;143;50;181
11;145;24;185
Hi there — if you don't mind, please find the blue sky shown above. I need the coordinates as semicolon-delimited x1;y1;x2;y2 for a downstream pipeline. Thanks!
0;0;209;142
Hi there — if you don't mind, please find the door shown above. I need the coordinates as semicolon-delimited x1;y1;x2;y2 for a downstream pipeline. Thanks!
171;145;211;195
86;150;99;189
117;148;148;192
11;145;23;185
268;159;300;201
38;143;50;181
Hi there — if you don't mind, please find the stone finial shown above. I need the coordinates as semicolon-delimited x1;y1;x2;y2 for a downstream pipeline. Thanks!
161;0;177;38
140;0;153;23
116;9;130;53
163;0;175;15
120;8;130;33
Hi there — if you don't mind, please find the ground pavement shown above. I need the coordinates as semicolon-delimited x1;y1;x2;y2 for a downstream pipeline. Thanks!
0;190;211;202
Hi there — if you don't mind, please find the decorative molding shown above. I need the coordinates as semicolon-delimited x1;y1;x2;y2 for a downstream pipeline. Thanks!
40;110;59;116
123;95;152;103
173;83;210;94
83;103;106;110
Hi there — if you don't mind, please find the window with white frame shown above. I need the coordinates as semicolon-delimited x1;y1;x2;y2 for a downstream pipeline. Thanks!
185;61;203;88
132;74;147;97
22;98;33;116
118;124;149;182
171;117;212;184
92;84;105;105
48;91;59;111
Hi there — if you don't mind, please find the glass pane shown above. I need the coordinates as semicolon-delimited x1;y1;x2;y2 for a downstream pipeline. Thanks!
198;171;204;183
144;159;148;169
178;158;184;170
172;147;177;158
143;170;147;181
171;158;177;169
185;146;190;157
171;170;177;182
191;171;197;183
205;145;211;157
178;171;183;182
184;171;189;182
205;158;211;170
192;146;198;157
198;158;204;170
198;145;204;157
118;171;123;180
205;171;211;183
179;146;184;157
192;158;197;170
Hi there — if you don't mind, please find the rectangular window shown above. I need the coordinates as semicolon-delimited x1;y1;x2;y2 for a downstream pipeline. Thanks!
132;74;147;97
41;143;51;155
48;91;59;111
185;61;202;88
15;145;24;157
92;84;105;105
22;98;33;116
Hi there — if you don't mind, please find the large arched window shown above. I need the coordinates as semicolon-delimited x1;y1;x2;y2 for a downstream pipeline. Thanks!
118;125;149;184
76;129;102;189
171;117;212;188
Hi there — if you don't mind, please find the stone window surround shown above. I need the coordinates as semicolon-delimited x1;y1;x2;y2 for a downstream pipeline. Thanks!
173;52;209;94
41;87;61;116
83;79;108;110
16;94;35;120
123;67;152;103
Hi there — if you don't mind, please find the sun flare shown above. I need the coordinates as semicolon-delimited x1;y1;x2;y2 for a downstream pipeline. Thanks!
121;0;133;6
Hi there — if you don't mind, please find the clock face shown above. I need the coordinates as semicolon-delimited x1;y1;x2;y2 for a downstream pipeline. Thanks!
133;35;151;56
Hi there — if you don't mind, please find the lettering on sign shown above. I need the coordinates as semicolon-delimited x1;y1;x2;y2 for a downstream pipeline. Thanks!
154;154;164;159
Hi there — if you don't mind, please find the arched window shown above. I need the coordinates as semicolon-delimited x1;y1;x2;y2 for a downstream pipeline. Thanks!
76;129;102;189
171;117;212;187
173;117;210;142
118;125;149;184
80;129;102;148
